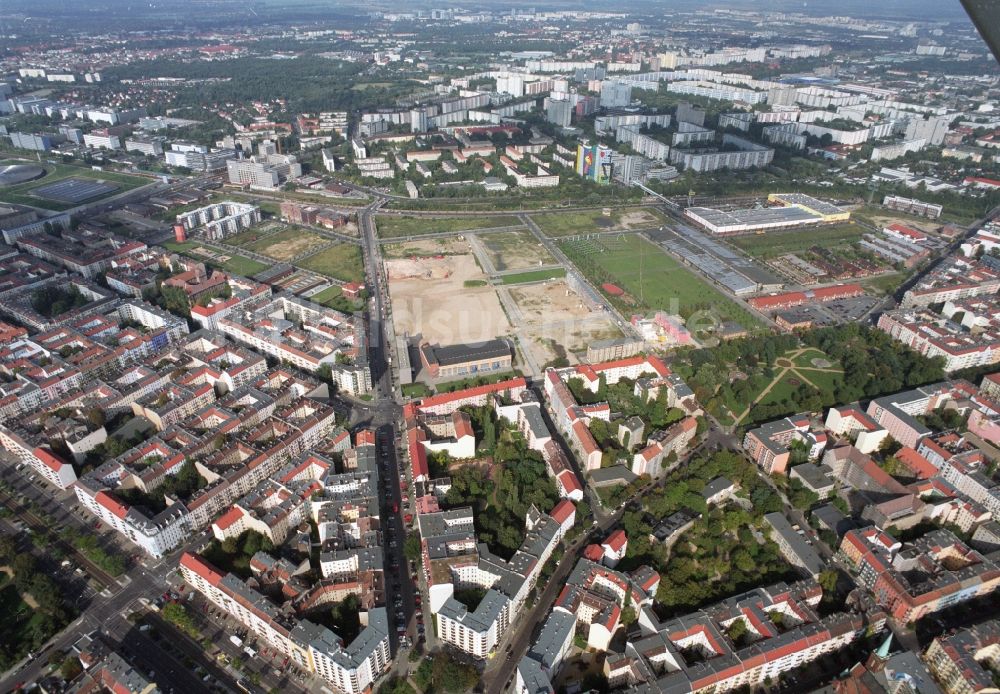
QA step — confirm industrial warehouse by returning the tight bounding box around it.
[684,193,851,234]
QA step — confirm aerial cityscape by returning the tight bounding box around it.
[1,1,1000,693]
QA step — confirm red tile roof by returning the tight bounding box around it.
[33,447,68,472]
[214,506,245,531]
[550,498,576,525]
[180,552,224,586]
[558,469,583,494]
[94,490,129,520]
[603,529,628,553]
[895,447,937,480]
[416,377,527,409]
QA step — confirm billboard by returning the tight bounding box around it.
[575,143,614,184]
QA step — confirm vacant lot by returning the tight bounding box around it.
[299,244,365,283]
[728,223,866,259]
[530,206,666,237]
[375,214,517,238]
[242,227,328,261]
[225,221,284,247]
[0,159,150,211]
[382,236,472,259]
[508,280,622,367]
[479,230,555,271]
[386,246,511,345]
[161,241,267,277]
[561,235,761,329]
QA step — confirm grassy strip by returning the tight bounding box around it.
[499,267,566,285]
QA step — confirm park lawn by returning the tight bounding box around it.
[225,227,279,248]
[798,368,843,394]
[161,240,202,254]
[500,268,567,285]
[561,235,762,328]
[729,223,866,259]
[0,159,152,211]
[529,206,667,237]
[791,347,838,369]
[243,227,327,259]
[375,215,516,238]
[757,374,805,407]
[435,370,521,393]
[298,244,365,283]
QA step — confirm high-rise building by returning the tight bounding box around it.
[410,108,428,133]
[226,159,281,189]
[545,99,572,128]
[600,81,632,109]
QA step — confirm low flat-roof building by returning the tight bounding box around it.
[419,339,513,380]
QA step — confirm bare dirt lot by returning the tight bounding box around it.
[382,236,471,259]
[509,281,596,323]
[386,251,511,345]
[508,280,622,365]
[479,230,556,271]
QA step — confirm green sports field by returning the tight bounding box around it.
[560,234,761,328]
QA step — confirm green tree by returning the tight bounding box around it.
[60,656,83,681]
[403,533,421,562]
[431,651,479,693]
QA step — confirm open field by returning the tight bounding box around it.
[728,223,866,259]
[375,214,517,238]
[529,206,667,237]
[479,229,555,271]
[386,243,511,345]
[161,240,267,277]
[0,159,151,211]
[299,244,365,283]
[382,236,472,259]
[852,203,974,228]
[501,268,566,285]
[561,235,761,330]
[240,227,328,261]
